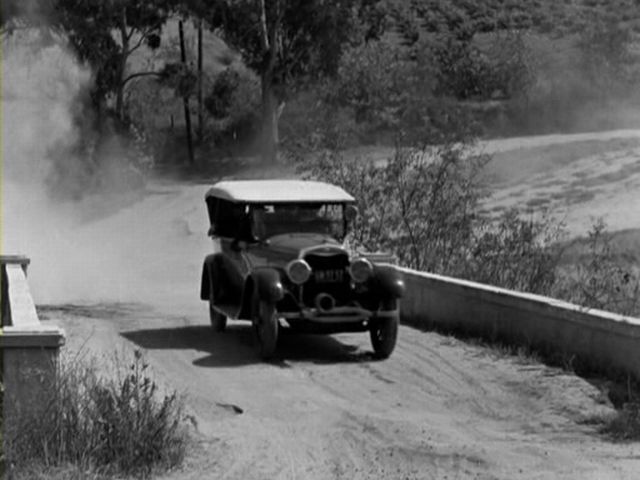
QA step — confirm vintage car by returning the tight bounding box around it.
[199,179,405,360]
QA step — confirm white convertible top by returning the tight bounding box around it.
[205,180,355,203]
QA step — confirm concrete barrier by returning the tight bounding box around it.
[399,267,640,381]
[1,256,65,423]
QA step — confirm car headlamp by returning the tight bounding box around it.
[349,257,373,283]
[286,259,312,285]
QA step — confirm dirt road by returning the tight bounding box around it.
[34,148,640,478]
[46,300,639,480]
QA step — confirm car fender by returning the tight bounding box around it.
[251,268,285,303]
[201,253,244,301]
[373,264,405,299]
[200,254,218,300]
[237,268,285,320]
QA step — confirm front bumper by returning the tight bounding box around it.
[280,305,399,324]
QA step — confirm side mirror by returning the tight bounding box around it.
[345,204,359,223]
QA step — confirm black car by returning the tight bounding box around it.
[200,180,405,359]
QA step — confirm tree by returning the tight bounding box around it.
[189,0,385,163]
[53,0,175,120]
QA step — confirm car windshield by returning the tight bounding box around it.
[252,203,345,239]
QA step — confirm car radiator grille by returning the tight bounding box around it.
[302,253,351,307]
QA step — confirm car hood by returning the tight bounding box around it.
[264,233,348,262]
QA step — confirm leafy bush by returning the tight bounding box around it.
[323,40,418,132]
[302,136,640,313]
[463,209,564,294]
[429,32,533,102]
[5,350,186,479]
[554,220,640,316]
[601,401,640,440]
[303,142,563,294]
[577,10,639,95]
[303,145,479,270]
[312,38,481,148]
[205,63,261,148]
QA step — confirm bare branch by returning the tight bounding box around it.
[258,0,269,51]
[122,71,162,87]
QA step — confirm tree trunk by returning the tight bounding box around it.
[116,10,129,121]
[179,20,195,165]
[257,0,282,165]
[261,73,279,164]
[197,19,204,143]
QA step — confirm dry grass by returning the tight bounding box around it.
[4,350,187,479]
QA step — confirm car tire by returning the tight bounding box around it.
[209,302,227,332]
[370,301,399,359]
[252,294,279,360]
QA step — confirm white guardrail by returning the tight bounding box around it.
[399,267,640,381]
[1,255,65,421]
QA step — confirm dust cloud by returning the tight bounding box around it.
[1,32,148,305]
[2,31,211,310]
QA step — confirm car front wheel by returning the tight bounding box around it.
[252,294,279,360]
[370,302,399,359]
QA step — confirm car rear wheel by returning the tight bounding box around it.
[252,294,279,360]
[209,302,227,332]
[370,301,399,359]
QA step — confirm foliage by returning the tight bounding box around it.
[303,143,563,295]
[187,0,386,162]
[389,0,549,41]
[431,31,534,101]
[206,64,260,119]
[205,64,262,146]
[158,62,198,98]
[323,40,420,131]
[388,0,538,102]
[554,220,640,316]
[52,0,175,113]
[5,351,187,479]
[199,0,382,89]
[601,401,640,441]
[463,209,564,294]
[577,9,640,95]
[296,37,481,150]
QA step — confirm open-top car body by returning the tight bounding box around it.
[200,179,405,359]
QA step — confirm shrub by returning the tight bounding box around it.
[303,144,479,270]
[303,142,564,294]
[322,40,417,132]
[553,220,640,316]
[602,402,640,440]
[577,10,638,95]
[429,31,533,102]
[205,63,261,148]
[463,209,565,294]
[312,38,480,148]
[5,350,186,479]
